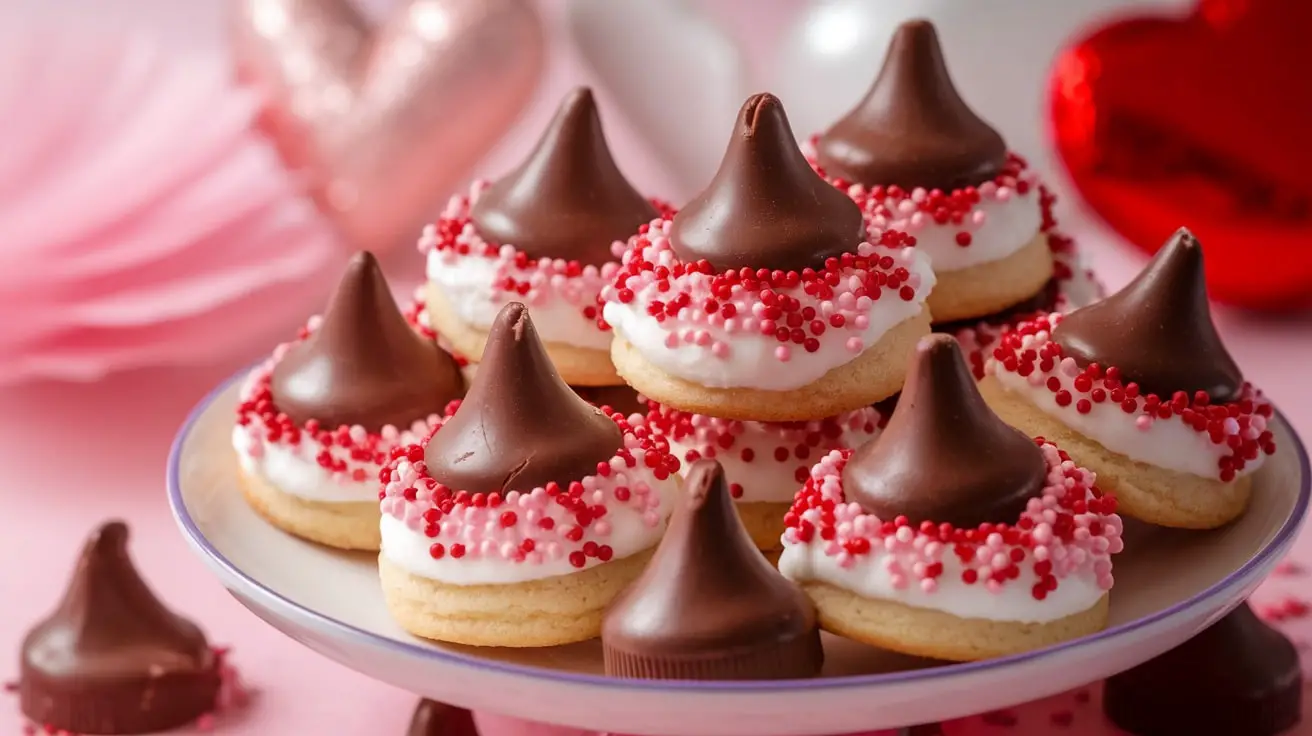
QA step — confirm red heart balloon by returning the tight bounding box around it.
[1050,0,1312,311]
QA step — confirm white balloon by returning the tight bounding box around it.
[771,0,1194,181]
[565,0,752,198]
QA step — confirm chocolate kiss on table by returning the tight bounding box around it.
[602,460,823,680]
[1103,602,1301,735]
[668,92,866,272]
[815,19,1007,191]
[425,302,622,494]
[407,699,479,736]
[270,251,465,432]
[20,521,220,734]
[469,87,657,266]
[843,334,1046,528]
[1052,228,1244,403]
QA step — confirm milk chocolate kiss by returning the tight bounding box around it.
[20,521,221,734]
[816,19,1007,191]
[407,699,478,736]
[602,460,823,680]
[270,252,464,432]
[1104,602,1301,735]
[843,334,1046,527]
[424,302,622,493]
[1053,228,1243,402]
[669,93,865,272]
[469,87,656,266]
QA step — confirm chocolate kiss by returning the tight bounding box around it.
[601,460,822,678]
[270,251,465,432]
[1104,603,1301,736]
[470,87,657,266]
[816,19,1007,191]
[26,521,212,661]
[669,93,865,272]
[1053,228,1243,403]
[425,302,622,493]
[843,334,1046,527]
[407,699,478,736]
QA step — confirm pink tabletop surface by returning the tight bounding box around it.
[2,225,1311,736]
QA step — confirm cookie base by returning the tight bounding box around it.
[238,467,381,551]
[927,233,1055,323]
[378,549,653,647]
[425,281,620,386]
[611,310,930,421]
[979,375,1253,529]
[803,581,1109,662]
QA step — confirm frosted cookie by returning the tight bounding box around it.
[422,87,663,386]
[234,252,465,550]
[811,20,1053,323]
[602,460,823,680]
[779,335,1122,662]
[602,93,934,421]
[379,303,680,647]
[646,403,889,552]
[981,229,1277,529]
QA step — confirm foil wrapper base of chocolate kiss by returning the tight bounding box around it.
[843,334,1046,528]
[815,18,1008,192]
[470,87,657,267]
[669,93,865,273]
[1103,602,1302,736]
[19,521,221,735]
[602,460,823,680]
[1053,227,1244,403]
[270,251,465,432]
[425,302,622,494]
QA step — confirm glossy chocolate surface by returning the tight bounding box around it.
[843,334,1046,527]
[816,19,1007,191]
[470,87,656,266]
[424,302,622,493]
[602,460,823,680]
[669,93,865,272]
[270,251,465,432]
[1053,228,1243,402]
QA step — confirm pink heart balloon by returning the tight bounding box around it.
[231,0,545,253]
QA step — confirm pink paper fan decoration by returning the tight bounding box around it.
[0,23,342,384]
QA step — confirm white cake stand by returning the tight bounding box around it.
[168,370,1310,736]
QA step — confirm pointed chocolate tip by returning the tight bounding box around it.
[269,251,464,432]
[816,18,1006,190]
[87,520,130,556]
[601,459,823,680]
[1105,602,1301,735]
[843,335,1046,528]
[424,303,622,494]
[669,92,865,273]
[469,87,655,265]
[1053,227,1243,402]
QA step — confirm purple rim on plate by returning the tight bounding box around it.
[166,367,1312,693]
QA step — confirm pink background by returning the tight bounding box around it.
[2,1,1312,734]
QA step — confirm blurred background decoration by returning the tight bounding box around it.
[0,17,339,385]
[2,0,1308,386]
[231,0,545,257]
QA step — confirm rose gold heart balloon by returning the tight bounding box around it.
[232,0,545,253]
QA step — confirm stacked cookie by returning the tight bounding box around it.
[603,92,931,558]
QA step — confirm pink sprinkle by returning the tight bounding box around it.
[711,341,730,359]
[196,714,216,732]
[1135,415,1153,431]
[775,345,791,362]
[845,337,864,353]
